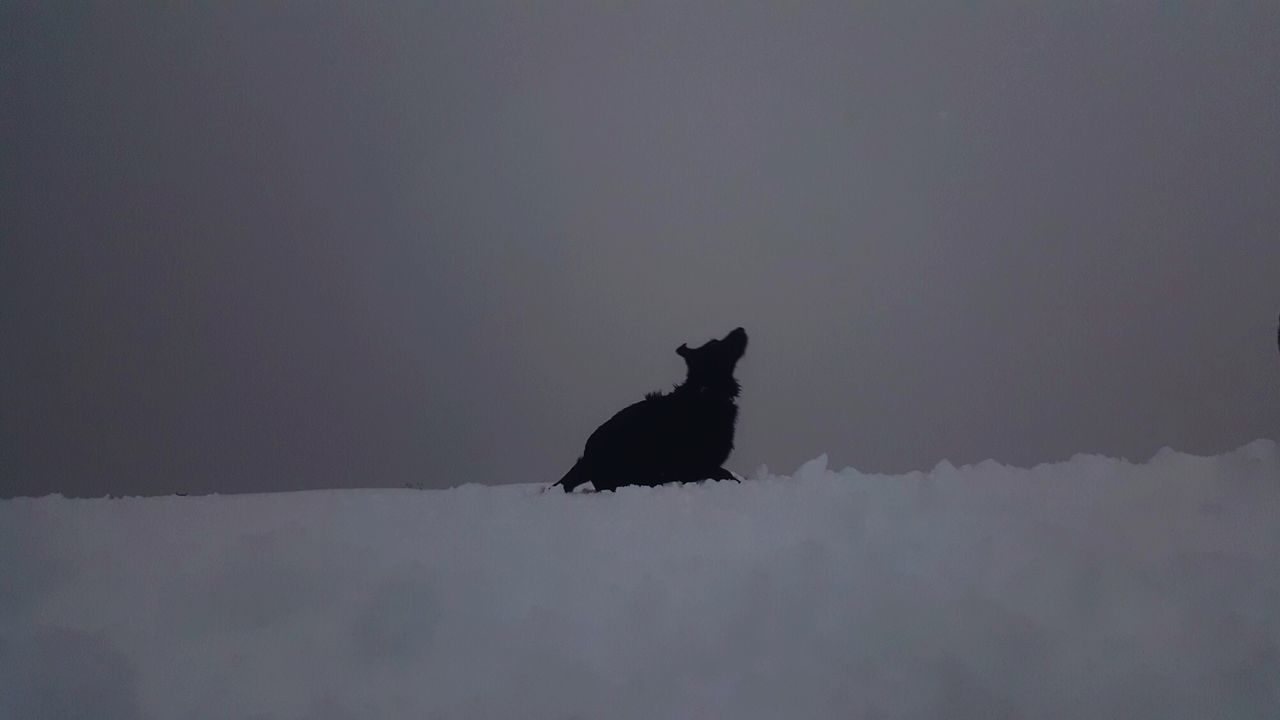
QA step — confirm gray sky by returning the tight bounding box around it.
[3,2,1278,497]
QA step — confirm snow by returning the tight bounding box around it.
[3,441,1279,719]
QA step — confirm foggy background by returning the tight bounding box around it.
[3,2,1278,497]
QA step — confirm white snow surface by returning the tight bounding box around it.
[3,441,1279,719]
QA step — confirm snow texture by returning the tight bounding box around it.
[3,441,1279,719]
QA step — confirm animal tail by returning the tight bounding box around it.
[547,458,588,494]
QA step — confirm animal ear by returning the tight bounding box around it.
[676,343,689,357]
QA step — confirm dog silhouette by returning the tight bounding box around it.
[554,327,748,492]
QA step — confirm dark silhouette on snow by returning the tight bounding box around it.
[553,327,748,493]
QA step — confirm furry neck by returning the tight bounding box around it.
[674,375,741,399]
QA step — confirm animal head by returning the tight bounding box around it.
[676,327,748,393]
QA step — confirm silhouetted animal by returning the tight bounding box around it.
[554,327,748,493]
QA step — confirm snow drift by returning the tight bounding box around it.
[3,441,1278,719]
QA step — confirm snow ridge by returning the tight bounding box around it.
[2,440,1278,719]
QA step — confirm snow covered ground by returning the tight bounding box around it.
[3,441,1278,719]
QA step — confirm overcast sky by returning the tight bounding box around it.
[3,2,1278,497]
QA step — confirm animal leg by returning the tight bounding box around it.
[709,467,741,483]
